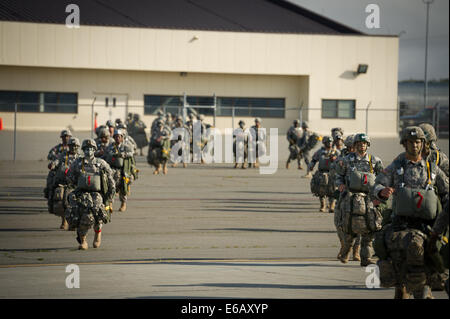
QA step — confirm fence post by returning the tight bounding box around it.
[436,103,440,138]
[232,105,235,131]
[91,97,96,139]
[213,93,217,128]
[13,102,17,161]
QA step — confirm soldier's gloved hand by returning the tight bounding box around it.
[379,187,394,199]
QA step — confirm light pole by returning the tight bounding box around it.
[423,0,434,108]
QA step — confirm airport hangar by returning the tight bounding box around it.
[0,0,399,137]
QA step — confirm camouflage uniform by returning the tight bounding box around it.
[45,129,73,200]
[233,121,250,168]
[94,128,113,158]
[372,126,449,298]
[104,130,135,207]
[248,118,266,168]
[130,114,149,155]
[65,139,115,250]
[309,137,340,213]
[170,117,190,167]
[286,120,303,169]
[419,123,449,177]
[331,136,362,260]
[47,138,82,229]
[148,120,172,174]
[299,122,318,176]
[335,134,384,266]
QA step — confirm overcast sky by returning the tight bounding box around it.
[288,0,449,81]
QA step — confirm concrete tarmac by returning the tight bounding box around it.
[0,131,448,299]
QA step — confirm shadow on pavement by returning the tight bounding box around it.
[194,228,335,234]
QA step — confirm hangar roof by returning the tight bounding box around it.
[0,0,364,35]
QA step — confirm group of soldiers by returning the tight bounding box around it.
[297,120,449,299]
[45,121,139,250]
[43,113,448,298]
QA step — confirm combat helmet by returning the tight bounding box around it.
[82,139,97,150]
[113,128,124,137]
[354,133,371,147]
[60,129,72,137]
[68,137,81,147]
[293,119,300,126]
[322,136,332,145]
[331,127,344,140]
[344,134,355,148]
[239,120,245,126]
[400,126,426,145]
[301,121,309,129]
[99,127,110,138]
[254,117,262,124]
[106,120,114,128]
[198,114,205,121]
[418,123,437,144]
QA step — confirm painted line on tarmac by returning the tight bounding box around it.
[0,257,334,269]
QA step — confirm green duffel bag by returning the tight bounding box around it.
[348,170,375,193]
[106,153,124,169]
[77,173,102,192]
[394,187,439,220]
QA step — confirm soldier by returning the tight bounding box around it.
[94,127,113,158]
[419,123,449,176]
[171,116,189,168]
[147,119,171,174]
[233,120,249,169]
[332,134,362,261]
[335,133,384,266]
[196,114,208,164]
[95,124,107,141]
[104,129,135,212]
[44,129,73,199]
[47,129,72,161]
[186,113,195,163]
[308,136,340,212]
[300,122,320,178]
[130,114,149,156]
[286,119,303,169]
[165,113,174,129]
[429,200,449,296]
[151,110,165,136]
[372,126,448,298]
[331,127,344,149]
[46,137,82,230]
[125,113,134,128]
[249,118,266,168]
[65,139,115,250]
[117,123,138,155]
[106,120,115,138]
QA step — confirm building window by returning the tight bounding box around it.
[217,97,285,118]
[144,94,285,118]
[0,91,78,113]
[322,99,355,119]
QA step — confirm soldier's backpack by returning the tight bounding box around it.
[318,150,337,171]
[306,133,321,150]
[77,161,102,192]
[392,157,440,220]
[52,186,66,217]
[347,154,376,193]
[106,153,124,169]
[310,171,329,196]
